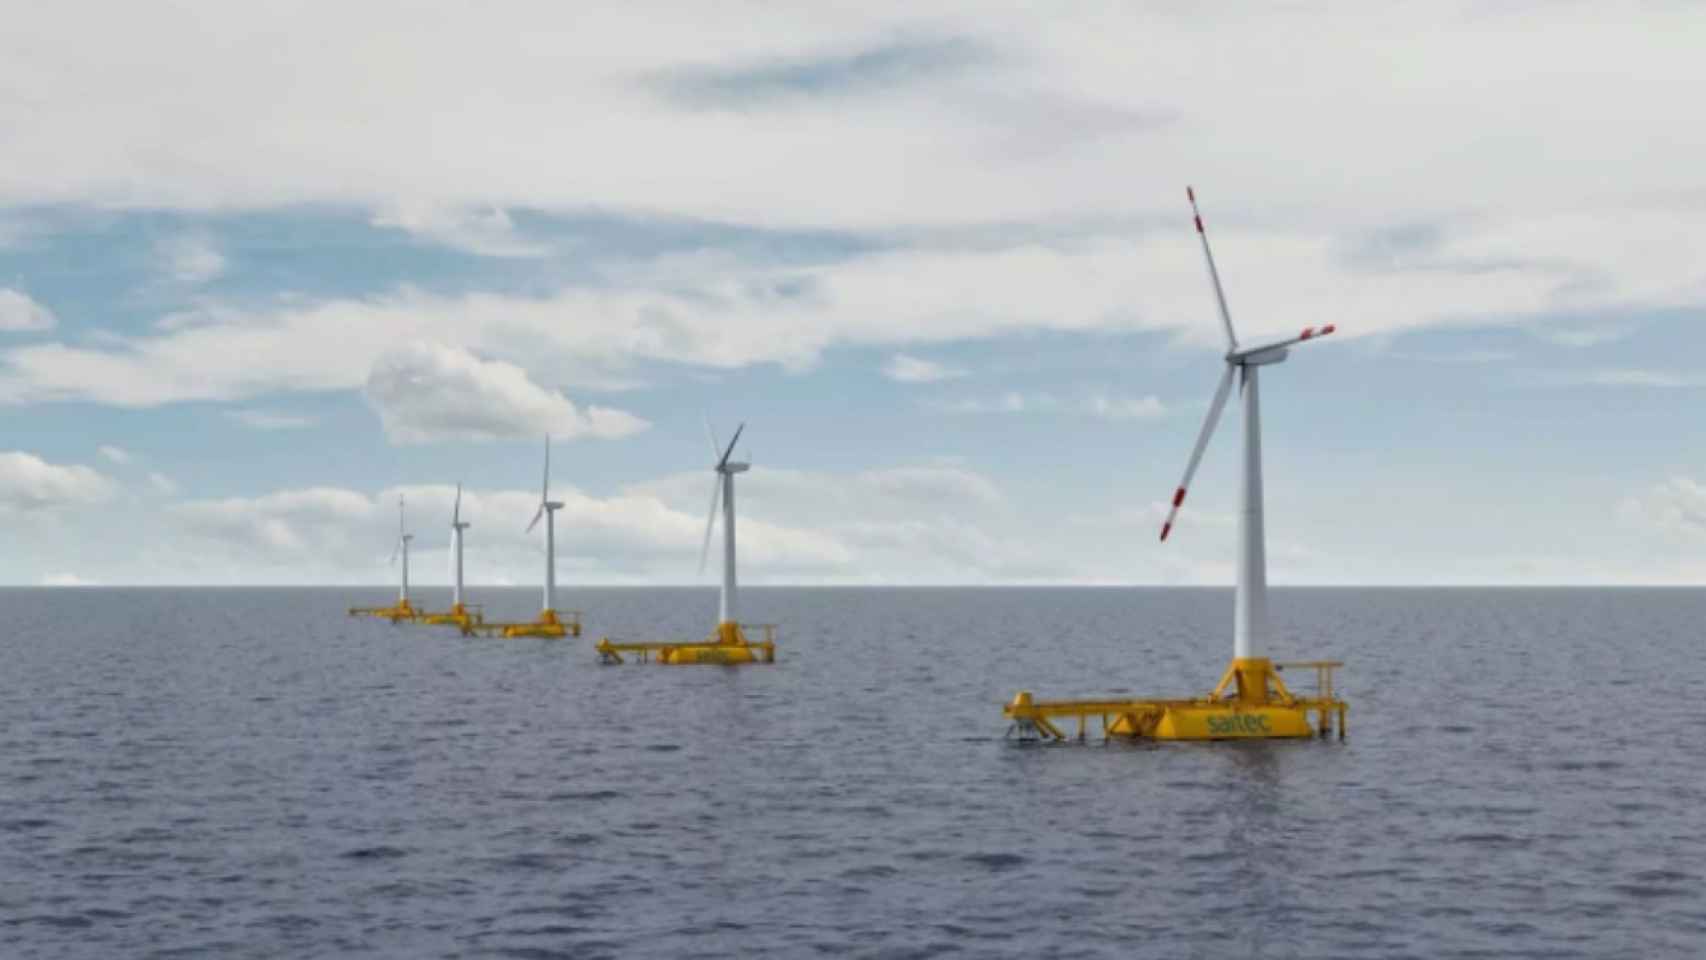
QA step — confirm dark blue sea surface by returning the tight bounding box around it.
[3,587,1704,958]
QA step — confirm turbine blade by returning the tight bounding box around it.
[1160,363,1236,542]
[698,476,721,575]
[1187,186,1239,351]
[526,504,544,534]
[542,435,552,501]
[453,482,462,525]
[703,415,722,462]
[1228,324,1339,362]
[718,422,746,468]
[388,538,400,565]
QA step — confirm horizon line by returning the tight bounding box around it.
[9,583,1703,590]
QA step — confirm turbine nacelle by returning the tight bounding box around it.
[1230,347,1288,366]
[1225,324,1336,366]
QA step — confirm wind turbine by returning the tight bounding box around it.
[449,483,470,614]
[1001,187,1347,739]
[388,494,414,610]
[525,436,565,619]
[1158,186,1337,695]
[592,419,773,663]
[699,420,749,645]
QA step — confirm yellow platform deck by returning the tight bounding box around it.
[416,603,483,628]
[461,609,583,639]
[596,623,776,665]
[348,600,424,623]
[1005,659,1346,742]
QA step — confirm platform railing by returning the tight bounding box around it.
[1273,660,1343,703]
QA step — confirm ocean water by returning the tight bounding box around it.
[2,586,1704,958]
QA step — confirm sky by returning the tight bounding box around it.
[2,1,1704,588]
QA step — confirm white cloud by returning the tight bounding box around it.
[97,444,131,464]
[1619,477,1706,540]
[1,3,1700,234]
[938,389,1165,420]
[0,289,55,332]
[158,233,226,285]
[145,459,1075,585]
[363,342,650,445]
[371,204,547,258]
[2,197,1678,410]
[0,5,1693,407]
[626,462,1073,582]
[172,486,376,558]
[148,471,178,495]
[169,480,852,579]
[225,408,316,430]
[883,353,966,383]
[0,451,116,510]
[40,572,98,586]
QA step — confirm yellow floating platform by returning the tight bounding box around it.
[462,609,583,639]
[596,622,776,665]
[417,603,482,629]
[348,600,424,623]
[1005,658,1346,742]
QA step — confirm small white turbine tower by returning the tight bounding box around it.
[388,494,414,612]
[698,421,749,645]
[449,483,470,614]
[525,436,565,623]
[1159,186,1338,700]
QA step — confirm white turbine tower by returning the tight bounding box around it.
[698,421,749,644]
[525,436,564,618]
[1159,187,1337,682]
[449,483,470,612]
[388,494,414,608]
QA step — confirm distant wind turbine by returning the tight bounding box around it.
[699,419,749,643]
[388,494,413,606]
[449,483,470,612]
[525,436,565,618]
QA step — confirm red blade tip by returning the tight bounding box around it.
[1323,324,1336,335]
[1159,522,1172,542]
[1172,487,1186,507]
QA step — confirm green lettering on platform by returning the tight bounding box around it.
[1207,714,1273,735]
